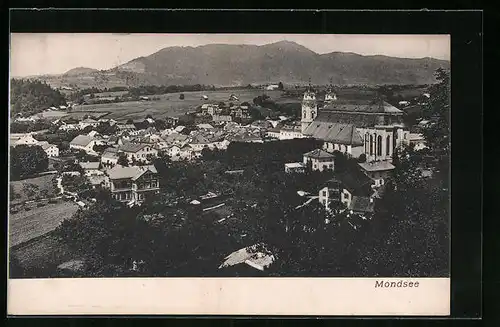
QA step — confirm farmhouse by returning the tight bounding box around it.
[79,118,99,130]
[104,165,160,204]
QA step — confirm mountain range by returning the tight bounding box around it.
[29,41,451,87]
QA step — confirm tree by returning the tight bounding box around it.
[126,119,134,124]
[117,153,129,167]
[421,68,450,181]
[10,145,49,180]
[278,82,284,90]
[179,93,185,100]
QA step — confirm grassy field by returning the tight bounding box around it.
[71,89,284,121]
[65,111,109,120]
[37,110,69,119]
[10,232,77,271]
[10,175,58,205]
[9,201,79,247]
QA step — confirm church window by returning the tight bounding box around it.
[369,135,373,155]
[386,135,391,155]
[377,135,382,156]
[365,133,369,153]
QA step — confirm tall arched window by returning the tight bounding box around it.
[369,135,373,155]
[386,135,391,156]
[377,135,382,156]
[365,133,369,153]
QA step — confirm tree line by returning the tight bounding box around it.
[10,79,67,116]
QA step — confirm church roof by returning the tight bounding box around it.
[302,122,364,146]
[322,99,403,114]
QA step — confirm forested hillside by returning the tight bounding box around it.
[10,79,67,116]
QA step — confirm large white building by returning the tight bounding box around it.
[300,86,410,163]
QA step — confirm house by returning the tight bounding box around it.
[284,162,306,173]
[197,123,214,130]
[398,100,410,107]
[116,124,137,132]
[10,134,39,147]
[101,147,119,167]
[318,178,342,211]
[79,161,102,176]
[118,143,158,163]
[87,130,101,138]
[212,115,233,123]
[58,123,80,131]
[358,161,395,187]
[69,135,102,155]
[348,195,375,217]
[266,84,279,91]
[104,165,160,203]
[38,141,59,157]
[179,145,195,160]
[318,170,375,214]
[219,243,275,272]
[267,127,281,139]
[408,133,427,151]
[163,132,189,147]
[168,145,181,159]
[229,94,239,101]
[279,124,304,140]
[201,104,221,116]
[174,125,186,133]
[232,106,250,119]
[78,118,99,130]
[303,149,335,172]
[201,95,209,100]
[88,175,106,189]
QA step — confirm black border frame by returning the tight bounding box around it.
[6,9,483,321]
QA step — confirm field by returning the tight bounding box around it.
[37,110,69,119]
[10,232,76,270]
[65,111,109,120]
[10,175,58,205]
[71,89,284,121]
[9,201,79,247]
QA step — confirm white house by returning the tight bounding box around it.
[303,149,335,172]
[59,123,80,131]
[79,161,102,177]
[101,148,119,167]
[10,134,39,146]
[357,161,395,187]
[69,135,103,155]
[266,84,280,91]
[118,143,158,164]
[79,118,99,130]
[38,141,59,157]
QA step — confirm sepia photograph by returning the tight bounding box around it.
[8,30,453,315]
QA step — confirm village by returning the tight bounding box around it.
[8,78,444,278]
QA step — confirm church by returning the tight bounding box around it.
[300,85,410,163]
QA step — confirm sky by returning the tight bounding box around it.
[10,34,450,77]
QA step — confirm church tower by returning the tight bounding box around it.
[324,81,337,103]
[301,83,317,134]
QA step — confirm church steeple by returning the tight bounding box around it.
[301,78,317,134]
[325,78,337,103]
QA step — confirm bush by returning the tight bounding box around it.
[179,94,185,100]
[357,154,367,163]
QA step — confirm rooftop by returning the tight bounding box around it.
[79,161,100,170]
[358,161,396,172]
[303,149,335,159]
[107,164,158,180]
[219,243,275,271]
[118,143,149,153]
[70,134,94,147]
[349,196,375,213]
[303,122,364,146]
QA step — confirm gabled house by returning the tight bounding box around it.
[78,118,99,130]
[100,147,119,167]
[69,135,103,155]
[37,141,59,157]
[79,161,102,176]
[104,165,160,204]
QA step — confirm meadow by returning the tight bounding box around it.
[9,201,79,247]
[71,89,284,121]
[10,174,58,205]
